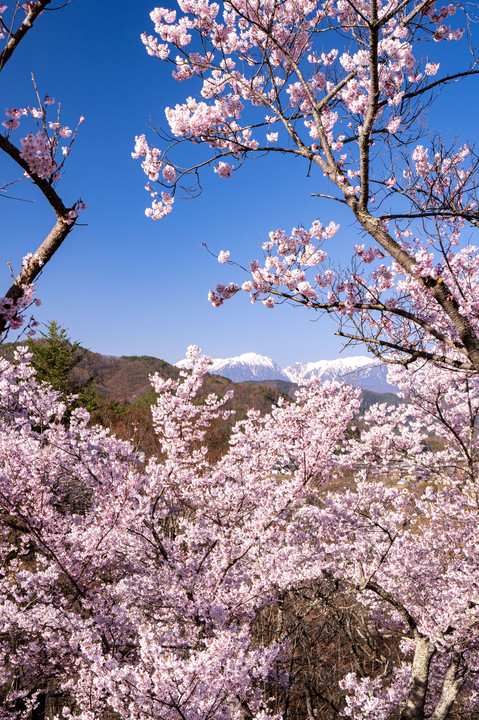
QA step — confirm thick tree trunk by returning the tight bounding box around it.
[430,652,467,720]
[0,135,78,337]
[400,636,434,720]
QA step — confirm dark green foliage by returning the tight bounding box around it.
[0,341,16,355]
[259,388,277,404]
[121,355,169,368]
[358,389,402,413]
[133,388,159,409]
[30,321,99,413]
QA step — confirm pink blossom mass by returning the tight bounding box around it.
[2,0,479,718]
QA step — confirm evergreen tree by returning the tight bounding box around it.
[31,321,98,412]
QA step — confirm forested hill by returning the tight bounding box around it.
[72,350,288,411]
[73,351,181,403]
[2,343,399,411]
[72,350,399,408]
[71,350,290,461]
[69,350,403,459]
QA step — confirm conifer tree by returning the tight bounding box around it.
[30,321,98,412]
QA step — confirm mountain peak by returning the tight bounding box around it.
[227,351,273,363]
[284,355,372,381]
[174,351,396,393]
[176,351,290,382]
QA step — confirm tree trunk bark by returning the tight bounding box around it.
[431,652,467,720]
[400,636,434,720]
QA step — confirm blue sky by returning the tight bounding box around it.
[1,0,478,367]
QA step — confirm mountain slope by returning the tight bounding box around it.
[241,379,401,410]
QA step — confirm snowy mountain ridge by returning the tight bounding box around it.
[176,352,291,382]
[175,352,397,393]
[285,356,372,382]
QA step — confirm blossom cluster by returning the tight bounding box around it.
[209,220,338,308]
[0,345,361,718]
[3,100,84,182]
[0,273,40,341]
[135,0,466,212]
[3,344,479,716]
[132,134,175,218]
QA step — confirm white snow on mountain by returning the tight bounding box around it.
[339,362,397,394]
[284,356,371,383]
[176,352,291,382]
[175,351,397,393]
[285,357,397,393]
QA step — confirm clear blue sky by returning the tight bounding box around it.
[1,0,478,367]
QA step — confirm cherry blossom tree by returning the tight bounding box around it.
[0,345,361,719]
[3,2,479,718]
[130,3,479,713]
[135,0,479,372]
[320,362,479,719]
[3,342,479,719]
[0,1,85,340]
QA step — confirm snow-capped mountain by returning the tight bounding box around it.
[285,357,396,393]
[175,352,397,393]
[176,352,291,382]
[339,362,397,394]
[284,356,371,383]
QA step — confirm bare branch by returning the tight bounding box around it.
[0,0,51,73]
[335,330,474,370]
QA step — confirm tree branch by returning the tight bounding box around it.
[0,132,68,215]
[0,0,51,73]
[335,330,473,370]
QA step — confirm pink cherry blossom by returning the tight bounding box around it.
[218,249,230,263]
[214,160,234,178]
